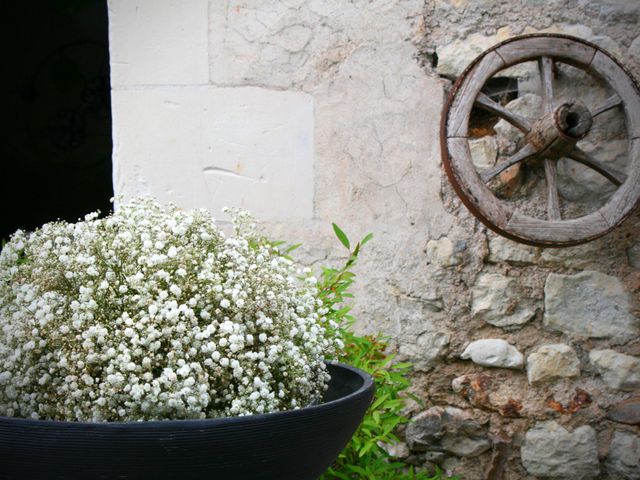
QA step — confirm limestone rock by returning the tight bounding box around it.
[544,271,639,341]
[606,431,640,480]
[461,339,524,369]
[608,399,640,426]
[405,406,490,458]
[426,237,460,267]
[527,344,580,385]
[628,242,640,270]
[488,235,538,264]
[380,440,410,460]
[589,350,640,392]
[399,331,450,372]
[472,274,536,328]
[469,136,497,171]
[451,373,524,416]
[436,27,529,79]
[435,32,499,79]
[539,242,603,269]
[521,421,599,479]
[494,162,523,198]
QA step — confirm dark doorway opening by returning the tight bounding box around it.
[2,0,113,241]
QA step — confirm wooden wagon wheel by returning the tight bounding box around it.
[441,33,640,247]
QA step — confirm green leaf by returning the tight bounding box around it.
[332,223,350,250]
[361,232,374,246]
[392,362,412,369]
[370,393,390,411]
[358,441,375,457]
[323,468,351,480]
[283,243,302,254]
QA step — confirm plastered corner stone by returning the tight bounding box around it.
[108,0,209,86]
[112,86,314,221]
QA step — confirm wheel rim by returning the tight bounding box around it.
[441,33,640,247]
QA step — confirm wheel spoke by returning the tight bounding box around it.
[538,56,555,114]
[592,93,622,117]
[480,143,538,182]
[544,159,561,220]
[566,147,627,186]
[475,93,531,133]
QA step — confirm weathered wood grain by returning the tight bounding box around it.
[475,93,531,133]
[496,36,595,68]
[448,51,505,138]
[481,143,537,182]
[590,51,640,139]
[566,147,627,186]
[539,56,555,114]
[544,159,561,220]
[507,210,610,243]
[592,93,622,117]
[447,137,512,227]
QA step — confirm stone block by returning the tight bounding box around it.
[398,331,450,372]
[589,349,640,392]
[527,344,580,385]
[488,235,538,264]
[461,339,524,369]
[608,399,640,426]
[426,237,460,267]
[521,421,599,479]
[544,271,639,341]
[406,406,490,458]
[628,242,640,269]
[472,274,535,328]
[539,242,603,269]
[469,136,497,171]
[606,431,640,480]
[435,28,516,79]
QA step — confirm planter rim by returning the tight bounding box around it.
[0,360,373,429]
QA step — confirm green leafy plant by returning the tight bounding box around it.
[317,225,456,480]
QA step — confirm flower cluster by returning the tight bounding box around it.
[0,198,336,422]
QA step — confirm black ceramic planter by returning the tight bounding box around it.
[0,361,374,480]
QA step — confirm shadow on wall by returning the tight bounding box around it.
[1,0,113,241]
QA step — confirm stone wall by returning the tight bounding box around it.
[108,1,640,478]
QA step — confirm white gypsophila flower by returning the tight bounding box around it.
[0,197,336,422]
